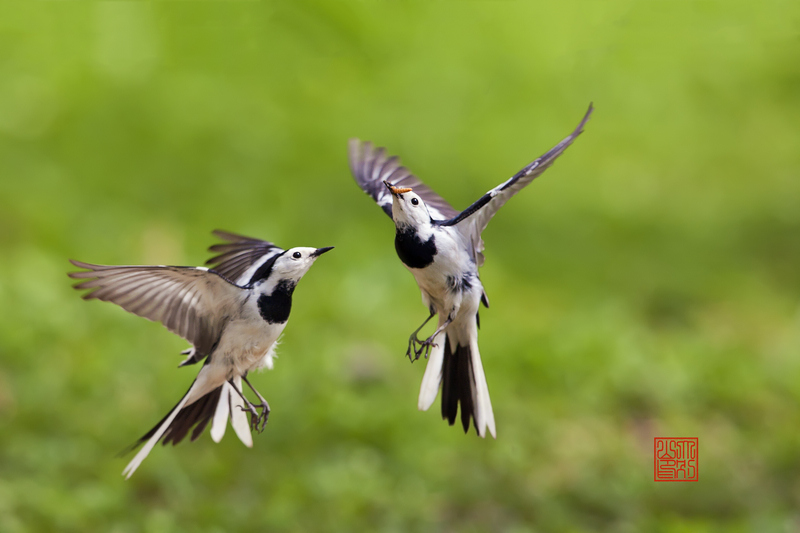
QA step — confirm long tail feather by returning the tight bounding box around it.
[438,330,496,438]
[122,377,222,478]
[210,377,253,447]
[469,337,496,438]
[441,342,474,432]
[418,330,447,411]
[210,383,230,443]
[122,392,193,479]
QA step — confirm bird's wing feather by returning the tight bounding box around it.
[348,139,459,221]
[69,261,243,355]
[440,104,593,265]
[205,230,286,286]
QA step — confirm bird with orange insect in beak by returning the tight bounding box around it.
[348,105,593,438]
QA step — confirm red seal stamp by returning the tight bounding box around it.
[654,437,698,482]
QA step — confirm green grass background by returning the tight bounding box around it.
[1,2,799,531]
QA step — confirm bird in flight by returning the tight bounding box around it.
[69,230,333,478]
[348,104,593,438]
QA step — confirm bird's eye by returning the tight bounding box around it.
[292,252,302,259]
[411,197,419,206]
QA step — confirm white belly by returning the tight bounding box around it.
[212,318,285,378]
[408,245,482,323]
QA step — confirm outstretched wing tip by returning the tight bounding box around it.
[348,137,372,153]
[68,259,94,270]
[575,103,594,135]
[68,260,105,281]
[444,102,594,232]
[210,229,251,242]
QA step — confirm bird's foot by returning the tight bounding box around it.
[238,403,260,431]
[254,402,270,432]
[406,334,437,362]
[238,402,270,433]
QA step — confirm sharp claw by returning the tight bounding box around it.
[407,333,438,362]
[238,404,258,431]
[258,407,270,432]
[238,403,270,433]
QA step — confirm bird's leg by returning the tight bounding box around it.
[412,316,453,361]
[406,311,436,362]
[228,378,261,432]
[242,374,270,432]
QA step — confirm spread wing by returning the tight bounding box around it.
[442,104,593,234]
[348,139,459,221]
[441,104,593,266]
[69,261,243,356]
[205,230,286,286]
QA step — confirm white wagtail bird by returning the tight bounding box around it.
[69,230,333,478]
[348,104,593,438]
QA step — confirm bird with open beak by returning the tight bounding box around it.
[348,104,593,438]
[69,230,333,477]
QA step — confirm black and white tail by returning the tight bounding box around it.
[122,376,252,479]
[418,329,496,438]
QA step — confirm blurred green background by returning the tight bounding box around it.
[1,2,799,532]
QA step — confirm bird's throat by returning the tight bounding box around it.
[394,226,436,269]
[257,280,295,324]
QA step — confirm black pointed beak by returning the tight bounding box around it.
[383,180,396,195]
[311,246,334,257]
